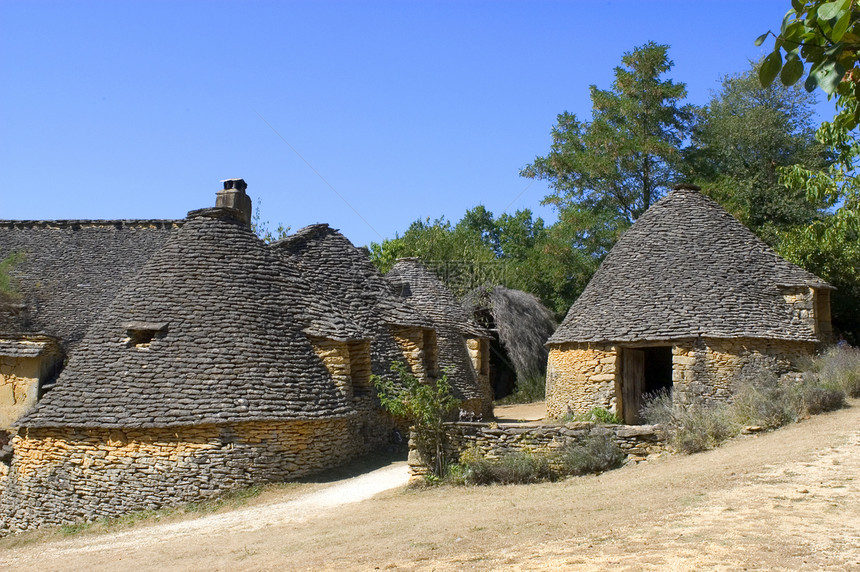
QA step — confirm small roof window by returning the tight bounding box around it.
[122,321,168,349]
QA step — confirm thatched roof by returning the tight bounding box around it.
[549,186,831,345]
[272,224,432,380]
[18,208,357,429]
[462,285,557,380]
[387,258,491,406]
[0,219,179,350]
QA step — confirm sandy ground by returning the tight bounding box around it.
[2,400,860,571]
[493,401,547,423]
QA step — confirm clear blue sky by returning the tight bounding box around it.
[0,0,830,248]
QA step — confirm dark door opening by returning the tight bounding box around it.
[620,346,673,424]
[488,336,516,400]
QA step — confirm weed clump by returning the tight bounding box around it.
[812,345,860,398]
[641,392,737,454]
[642,358,847,454]
[448,434,623,485]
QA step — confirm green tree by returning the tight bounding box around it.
[522,42,692,243]
[686,62,832,244]
[368,214,497,278]
[372,362,461,478]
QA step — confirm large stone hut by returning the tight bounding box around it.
[386,258,494,418]
[0,182,376,532]
[462,285,557,400]
[545,185,833,423]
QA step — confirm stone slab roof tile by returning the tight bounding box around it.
[549,188,829,345]
[272,225,433,381]
[386,258,491,401]
[0,219,180,350]
[17,208,354,429]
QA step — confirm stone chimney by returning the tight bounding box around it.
[217,178,252,228]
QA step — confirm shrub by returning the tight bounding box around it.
[731,369,801,429]
[372,362,461,478]
[559,408,621,425]
[641,392,738,454]
[460,451,553,485]
[556,434,624,475]
[449,434,623,485]
[814,345,860,398]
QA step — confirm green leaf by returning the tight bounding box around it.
[817,1,843,21]
[790,0,803,11]
[805,72,819,92]
[760,50,783,87]
[832,10,851,40]
[781,56,805,85]
[754,32,769,46]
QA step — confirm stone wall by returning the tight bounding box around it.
[466,337,493,411]
[545,342,617,418]
[408,421,668,480]
[0,341,63,431]
[546,337,817,419]
[0,417,360,533]
[671,337,816,405]
[390,326,437,380]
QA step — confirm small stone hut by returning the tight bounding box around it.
[0,218,179,430]
[462,285,557,400]
[546,185,833,423]
[1,183,372,532]
[386,258,494,418]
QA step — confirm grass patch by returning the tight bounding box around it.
[446,433,624,485]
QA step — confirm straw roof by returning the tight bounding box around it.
[462,285,557,380]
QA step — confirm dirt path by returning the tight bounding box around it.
[2,402,860,571]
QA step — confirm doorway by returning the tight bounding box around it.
[620,346,673,424]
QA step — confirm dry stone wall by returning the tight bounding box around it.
[545,343,617,418]
[0,417,360,533]
[408,422,668,479]
[671,337,816,405]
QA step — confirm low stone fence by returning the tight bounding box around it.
[408,421,669,479]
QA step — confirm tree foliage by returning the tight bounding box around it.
[522,42,693,242]
[686,62,832,243]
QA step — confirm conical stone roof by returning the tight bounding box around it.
[272,224,432,379]
[549,187,831,345]
[18,208,357,429]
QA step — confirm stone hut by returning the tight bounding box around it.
[386,258,494,418]
[462,285,557,400]
[0,182,373,532]
[0,217,179,430]
[271,224,438,437]
[545,185,833,423]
